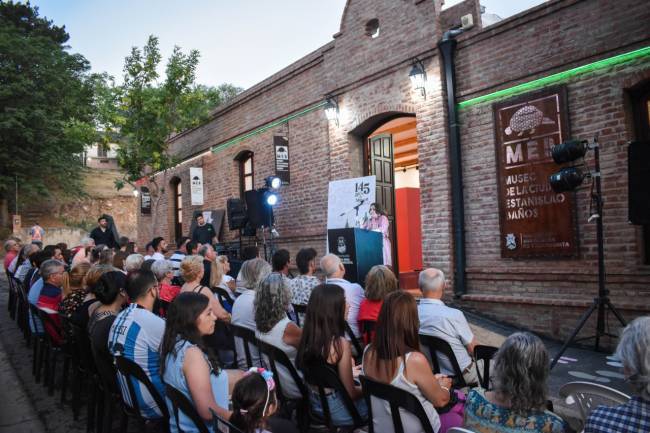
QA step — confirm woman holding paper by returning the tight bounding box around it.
[362,202,392,267]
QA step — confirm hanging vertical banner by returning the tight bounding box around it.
[274,135,290,184]
[140,186,151,215]
[493,86,577,258]
[190,167,204,205]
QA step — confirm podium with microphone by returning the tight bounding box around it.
[327,228,382,286]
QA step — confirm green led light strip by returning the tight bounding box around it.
[211,101,327,154]
[458,46,650,110]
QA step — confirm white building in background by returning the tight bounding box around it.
[84,142,119,170]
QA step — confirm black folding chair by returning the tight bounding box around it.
[114,356,169,432]
[6,270,17,320]
[36,307,63,395]
[213,286,236,311]
[473,345,498,389]
[359,320,376,345]
[231,324,260,369]
[209,408,244,433]
[291,303,307,327]
[27,303,45,381]
[302,361,366,432]
[165,383,210,433]
[360,375,436,433]
[418,334,473,388]
[257,340,310,429]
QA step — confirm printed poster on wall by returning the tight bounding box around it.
[274,135,290,184]
[140,186,151,215]
[327,176,376,229]
[493,86,577,258]
[190,167,204,206]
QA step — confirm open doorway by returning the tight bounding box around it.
[366,116,423,290]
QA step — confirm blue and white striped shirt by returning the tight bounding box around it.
[108,303,166,419]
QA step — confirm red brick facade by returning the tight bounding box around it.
[138,0,650,343]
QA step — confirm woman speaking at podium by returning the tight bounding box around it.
[362,202,392,267]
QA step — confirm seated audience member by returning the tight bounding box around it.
[14,243,40,282]
[37,259,67,345]
[363,291,459,433]
[584,316,650,433]
[358,265,398,344]
[108,270,167,420]
[124,253,144,274]
[236,245,260,290]
[180,255,230,323]
[71,237,95,266]
[3,237,21,272]
[152,259,181,303]
[255,273,303,399]
[169,236,189,282]
[71,264,112,330]
[288,248,320,306]
[297,284,368,425]
[150,237,167,261]
[231,369,299,433]
[25,250,53,301]
[198,244,217,287]
[142,242,154,260]
[464,332,567,433]
[59,262,91,319]
[216,255,237,297]
[186,241,199,256]
[56,242,71,265]
[271,249,291,277]
[231,258,272,369]
[417,268,480,385]
[88,271,127,392]
[161,292,242,433]
[322,254,365,338]
[113,236,130,270]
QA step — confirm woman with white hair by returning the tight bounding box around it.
[151,259,180,303]
[464,332,568,433]
[123,253,144,274]
[585,316,650,433]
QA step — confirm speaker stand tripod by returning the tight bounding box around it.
[550,141,627,369]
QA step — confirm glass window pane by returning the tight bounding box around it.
[244,157,252,174]
[178,211,182,223]
[245,176,253,191]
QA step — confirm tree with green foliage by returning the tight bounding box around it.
[0,0,95,222]
[112,36,241,192]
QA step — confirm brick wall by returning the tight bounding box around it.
[137,0,650,342]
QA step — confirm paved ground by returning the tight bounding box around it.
[0,275,634,433]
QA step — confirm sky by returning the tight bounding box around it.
[26,0,546,90]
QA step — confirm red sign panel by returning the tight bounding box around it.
[493,86,578,258]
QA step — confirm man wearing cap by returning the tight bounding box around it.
[90,215,118,249]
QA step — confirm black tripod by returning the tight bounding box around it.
[550,140,627,369]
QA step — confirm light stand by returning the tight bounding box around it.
[550,137,627,369]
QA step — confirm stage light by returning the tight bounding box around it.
[324,97,339,123]
[265,176,281,190]
[133,189,140,197]
[264,191,278,206]
[552,139,588,164]
[549,167,586,192]
[409,59,427,97]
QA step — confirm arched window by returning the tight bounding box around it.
[171,177,182,242]
[236,151,254,198]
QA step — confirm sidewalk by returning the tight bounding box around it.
[0,304,46,432]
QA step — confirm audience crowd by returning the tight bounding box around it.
[3,233,649,433]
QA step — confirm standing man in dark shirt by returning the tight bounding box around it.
[191,214,217,246]
[90,215,118,249]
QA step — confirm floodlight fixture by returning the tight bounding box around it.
[549,167,586,193]
[264,190,278,206]
[551,139,588,164]
[265,176,281,190]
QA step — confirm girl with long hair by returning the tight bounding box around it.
[161,292,242,433]
[297,284,368,426]
[362,291,460,433]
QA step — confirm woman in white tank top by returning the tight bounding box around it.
[361,291,453,433]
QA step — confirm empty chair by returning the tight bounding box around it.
[560,381,630,428]
[473,345,498,390]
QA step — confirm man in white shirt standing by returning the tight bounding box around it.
[417,268,481,385]
[321,254,364,338]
